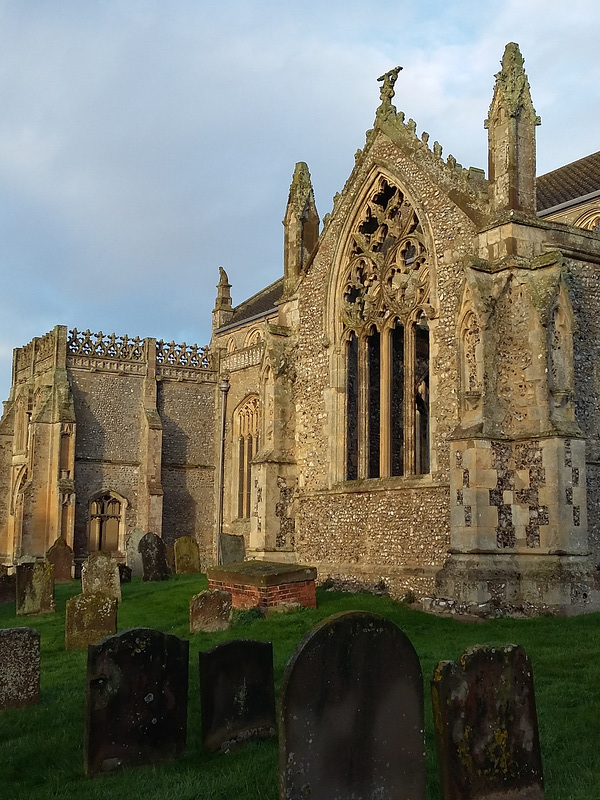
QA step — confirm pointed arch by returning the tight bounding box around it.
[234,395,260,518]
[88,490,127,553]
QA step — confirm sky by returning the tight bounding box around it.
[0,0,598,403]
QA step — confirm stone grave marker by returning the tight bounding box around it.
[431,644,545,800]
[0,627,41,709]
[138,532,170,582]
[165,543,175,574]
[0,573,16,604]
[199,639,276,751]
[16,562,55,615]
[81,552,121,602]
[220,533,245,565]
[118,563,132,583]
[174,535,201,574]
[46,537,74,582]
[65,592,118,650]
[125,528,145,577]
[280,610,425,800]
[84,627,189,775]
[190,589,232,633]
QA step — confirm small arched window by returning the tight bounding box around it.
[235,396,260,518]
[245,329,263,348]
[89,493,122,552]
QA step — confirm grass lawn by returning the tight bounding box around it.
[0,575,598,800]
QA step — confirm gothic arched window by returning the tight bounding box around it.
[235,396,260,518]
[342,177,432,480]
[89,493,122,552]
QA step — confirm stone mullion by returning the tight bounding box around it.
[358,334,370,480]
[404,321,416,475]
[379,327,392,477]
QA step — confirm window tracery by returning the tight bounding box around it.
[235,396,260,518]
[341,177,432,479]
[89,493,122,552]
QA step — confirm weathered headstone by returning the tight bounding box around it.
[0,628,41,709]
[46,537,74,582]
[65,593,118,650]
[199,639,276,751]
[190,589,232,633]
[118,563,132,584]
[125,528,145,577]
[280,611,425,800]
[431,644,545,800]
[16,562,55,615]
[138,532,170,582]
[81,552,121,602]
[84,628,189,775]
[165,543,175,574]
[220,533,246,565]
[0,573,16,604]
[174,536,201,574]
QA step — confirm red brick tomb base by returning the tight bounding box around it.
[207,561,317,611]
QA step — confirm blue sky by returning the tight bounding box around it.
[0,0,598,402]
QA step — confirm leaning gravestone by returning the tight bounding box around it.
[46,537,74,582]
[65,593,118,650]
[190,589,232,633]
[84,628,189,775]
[0,628,41,709]
[81,552,121,602]
[431,644,545,800]
[199,639,276,751]
[138,532,170,582]
[174,536,201,574]
[280,611,425,800]
[125,528,145,577]
[16,562,55,615]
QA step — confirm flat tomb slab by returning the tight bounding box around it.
[207,560,317,610]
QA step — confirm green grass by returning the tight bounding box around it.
[0,576,599,799]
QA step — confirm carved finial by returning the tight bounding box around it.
[376,66,403,118]
[218,266,229,286]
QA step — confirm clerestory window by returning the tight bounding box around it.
[342,177,432,480]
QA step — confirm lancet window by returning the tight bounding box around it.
[235,396,260,518]
[89,493,122,552]
[342,177,432,480]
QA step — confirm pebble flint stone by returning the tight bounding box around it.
[16,562,55,615]
[199,639,276,751]
[0,628,41,709]
[138,532,170,581]
[84,628,189,775]
[280,611,425,800]
[81,552,121,602]
[431,644,544,800]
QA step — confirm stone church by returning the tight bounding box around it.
[2,43,600,612]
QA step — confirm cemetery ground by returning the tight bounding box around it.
[0,576,598,800]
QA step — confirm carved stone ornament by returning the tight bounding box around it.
[341,177,432,332]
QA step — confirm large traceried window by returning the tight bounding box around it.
[235,396,260,518]
[89,493,122,552]
[342,177,432,480]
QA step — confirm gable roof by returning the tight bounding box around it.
[537,151,600,213]
[219,277,284,331]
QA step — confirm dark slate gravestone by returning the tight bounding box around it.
[431,644,545,800]
[174,536,201,574]
[65,593,118,650]
[190,589,232,633]
[118,563,132,584]
[138,533,170,582]
[84,628,189,775]
[46,537,74,582]
[16,562,55,615]
[0,573,16,604]
[199,639,276,751]
[280,611,425,800]
[81,552,121,602]
[0,627,41,709]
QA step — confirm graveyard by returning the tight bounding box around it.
[0,574,599,800]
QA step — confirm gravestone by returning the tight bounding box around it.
[280,611,425,800]
[190,589,232,633]
[84,628,189,775]
[81,552,121,602]
[138,532,170,582]
[118,563,132,583]
[199,639,276,751]
[46,537,74,582]
[220,533,245,565]
[125,528,145,577]
[65,593,118,650]
[431,644,545,800]
[165,543,175,574]
[16,562,55,615]
[174,536,201,574]
[0,573,16,604]
[0,628,41,709]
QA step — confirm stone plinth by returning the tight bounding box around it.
[207,560,317,610]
